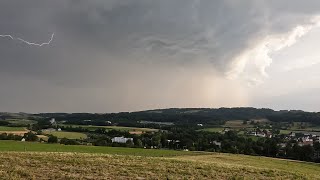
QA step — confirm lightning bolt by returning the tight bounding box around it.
[0,33,54,47]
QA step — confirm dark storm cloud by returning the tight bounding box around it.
[1,0,320,112]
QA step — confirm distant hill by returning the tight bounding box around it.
[2,107,320,126]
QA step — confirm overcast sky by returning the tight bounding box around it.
[1,0,320,113]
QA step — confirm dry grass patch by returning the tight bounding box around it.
[0,152,316,179]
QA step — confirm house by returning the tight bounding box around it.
[298,136,314,146]
[111,137,133,144]
[289,132,296,137]
[257,133,266,137]
[223,128,230,133]
[298,141,313,146]
[249,131,257,136]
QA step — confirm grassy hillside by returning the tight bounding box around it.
[178,154,320,179]
[1,152,320,179]
[1,141,320,179]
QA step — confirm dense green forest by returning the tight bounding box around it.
[27,108,320,126]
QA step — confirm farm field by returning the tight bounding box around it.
[198,127,224,133]
[1,151,320,179]
[0,126,29,136]
[5,119,37,125]
[61,124,158,132]
[0,141,194,157]
[44,131,87,139]
[223,120,253,129]
[280,129,320,136]
[0,126,26,131]
[177,153,320,179]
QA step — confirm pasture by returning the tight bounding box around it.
[0,141,320,179]
[0,150,320,179]
[44,131,87,139]
[0,126,28,136]
[0,140,194,157]
[198,127,224,133]
[0,126,26,131]
[5,119,37,125]
[223,120,252,129]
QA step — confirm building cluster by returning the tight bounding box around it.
[281,132,320,147]
[247,129,273,138]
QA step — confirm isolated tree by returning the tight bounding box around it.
[48,135,58,143]
[126,139,134,148]
[24,131,38,142]
[135,139,143,148]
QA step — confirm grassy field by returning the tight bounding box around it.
[1,152,320,179]
[224,120,252,129]
[0,141,194,157]
[5,119,37,125]
[177,153,320,179]
[280,130,292,135]
[280,129,320,136]
[44,131,87,139]
[198,127,224,133]
[61,124,158,132]
[0,141,320,179]
[0,126,26,131]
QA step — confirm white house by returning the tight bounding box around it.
[111,137,133,144]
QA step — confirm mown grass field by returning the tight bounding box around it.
[0,141,193,157]
[44,131,87,139]
[0,141,320,179]
[61,124,158,132]
[177,153,320,179]
[1,151,320,179]
[0,126,26,131]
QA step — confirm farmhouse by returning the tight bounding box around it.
[111,137,133,144]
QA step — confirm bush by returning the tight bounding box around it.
[60,138,80,145]
[23,131,39,142]
[48,135,58,143]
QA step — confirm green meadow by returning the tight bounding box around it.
[0,140,320,179]
[44,131,87,139]
[0,126,26,131]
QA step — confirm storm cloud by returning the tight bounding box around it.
[1,0,320,112]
